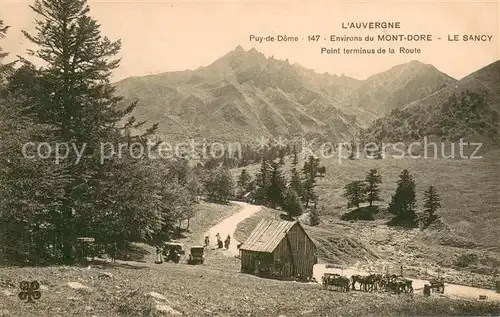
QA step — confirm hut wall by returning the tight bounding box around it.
[240,250,273,273]
[272,223,316,278]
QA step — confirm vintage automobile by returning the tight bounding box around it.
[429,277,445,294]
[187,246,205,265]
[162,242,185,263]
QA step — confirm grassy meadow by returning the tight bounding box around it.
[232,146,500,288]
[1,249,498,317]
[1,196,499,316]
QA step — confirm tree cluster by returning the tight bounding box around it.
[243,145,325,223]
[342,169,383,210]
[0,2,201,265]
[342,168,441,228]
[202,143,291,170]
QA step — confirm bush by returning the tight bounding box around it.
[454,253,479,268]
[341,206,378,221]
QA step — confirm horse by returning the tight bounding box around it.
[363,274,378,292]
[372,274,384,291]
[351,274,377,292]
[351,275,364,291]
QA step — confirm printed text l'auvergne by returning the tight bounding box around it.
[341,21,401,29]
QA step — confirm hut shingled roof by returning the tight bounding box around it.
[239,219,298,253]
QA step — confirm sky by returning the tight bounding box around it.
[1,0,499,82]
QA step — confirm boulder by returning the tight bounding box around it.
[155,304,182,315]
[66,282,88,290]
[98,272,114,279]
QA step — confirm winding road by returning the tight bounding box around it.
[209,201,500,302]
[205,201,261,256]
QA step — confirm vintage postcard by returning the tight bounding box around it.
[0,0,499,316]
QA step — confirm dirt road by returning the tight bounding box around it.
[211,202,500,302]
[205,201,261,256]
[314,264,500,301]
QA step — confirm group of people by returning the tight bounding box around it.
[204,233,231,249]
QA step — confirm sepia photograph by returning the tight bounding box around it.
[0,0,499,316]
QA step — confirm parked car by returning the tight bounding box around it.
[187,246,205,265]
[162,242,185,263]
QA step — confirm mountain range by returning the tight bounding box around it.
[114,46,498,144]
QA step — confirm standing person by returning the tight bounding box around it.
[216,232,221,248]
[172,249,179,263]
[204,236,210,247]
[155,245,163,264]
[112,242,117,263]
[225,235,231,249]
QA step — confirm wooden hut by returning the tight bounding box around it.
[239,219,317,280]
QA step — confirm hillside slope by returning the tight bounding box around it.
[364,60,500,144]
[351,60,456,116]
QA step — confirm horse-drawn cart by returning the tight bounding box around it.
[321,273,350,292]
[429,278,445,294]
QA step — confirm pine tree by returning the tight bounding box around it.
[342,180,367,209]
[423,186,441,227]
[0,20,15,86]
[267,161,286,209]
[278,147,285,165]
[282,188,304,220]
[236,169,252,198]
[317,166,326,177]
[301,156,319,207]
[309,200,320,226]
[204,167,234,203]
[17,0,163,263]
[289,145,303,199]
[254,155,270,204]
[365,169,382,207]
[388,169,417,227]
[186,172,203,203]
[348,143,356,160]
[0,21,80,263]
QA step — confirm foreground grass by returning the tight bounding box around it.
[1,199,499,316]
[1,261,499,317]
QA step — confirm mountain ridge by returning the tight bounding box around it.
[114,46,464,143]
